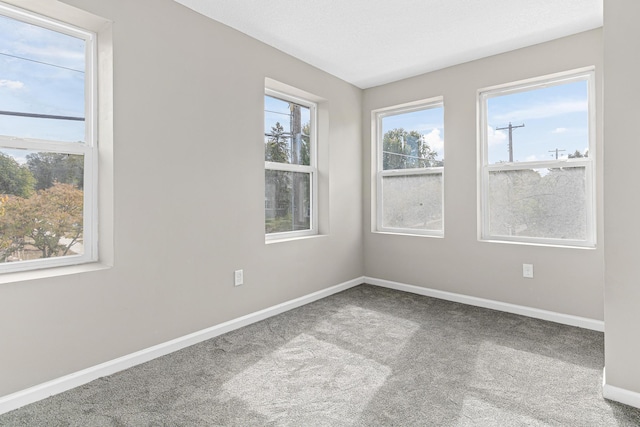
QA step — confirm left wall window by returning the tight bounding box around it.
[264,89,317,240]
[0,3,97,273]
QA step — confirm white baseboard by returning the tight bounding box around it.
[0,276,364,416]
[0,276,608,416]
[603,369,640,409]
[364,276,605,332]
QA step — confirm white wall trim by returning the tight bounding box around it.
[0,276,364,416]
[603,369,640,409]
[365,277,605,332]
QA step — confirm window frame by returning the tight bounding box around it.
[373,97,445,237]
[264,88,318,241]
[478,67,596,248]
[0,2,98,273]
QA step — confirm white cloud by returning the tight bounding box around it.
[552,127,567,134]
[525,154,539,162]
[423,128,444,153]
[487,126,507,146]
[0,79,24,89]
[493,100,587,122]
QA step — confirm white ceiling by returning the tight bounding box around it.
[174,0,603,89]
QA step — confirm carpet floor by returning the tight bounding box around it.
[1,284,640,426]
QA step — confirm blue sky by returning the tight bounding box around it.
[487,80,589,164]
[0,11,85,160]
[375,81,588,166]
[381,107,445,161]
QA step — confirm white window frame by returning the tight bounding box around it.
[373,97,444,237]
[478,67,596,248]
[264,88,318,241]
[0,3,98,273]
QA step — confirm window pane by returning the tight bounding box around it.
[488,167,586,240]
[486,80,589,164]
[0,149,84,263]
[264,95,311,166]
[381,107,444,170]
[0,14,86,143]
[265,170,311,234]
[381,173,443,231]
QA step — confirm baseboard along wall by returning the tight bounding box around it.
[3,276,636,415]
[364,277,605,332]
[0,277,363,415]
[603,369,640,409]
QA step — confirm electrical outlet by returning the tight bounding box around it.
[522,264,534,279]
[234,269,243,286]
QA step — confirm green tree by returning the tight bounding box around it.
[265,122,291,231]
[383,128,438,170]
[26,152,84,191]
[0,183,83,261]
[265,116,312,234]
[265,122,289,163]
[0,153,35,198]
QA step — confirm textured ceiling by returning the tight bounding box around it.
[174,0,603,89]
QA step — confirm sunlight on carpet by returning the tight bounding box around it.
[222,333,391,424]
[458,397,551,427]
[461,341,614,425]
[314,304,420,359]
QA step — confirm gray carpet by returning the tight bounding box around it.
[1,284,639,426]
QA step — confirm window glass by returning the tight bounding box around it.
[381,107,444,170]
[486,80,589,165]
[264,95,311,166]
[264,92,316,239]
[375,100,444,236]
[488,167,587,240]
[0,4,95,272]
[479,70,595,246]
[0,14,86,143]
[265,170,310,233]
[381,173,443,231]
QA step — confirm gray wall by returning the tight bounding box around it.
[5,0,637,404]
[0,0,363,397]
[603,0,640,396]
[363,29,604,320]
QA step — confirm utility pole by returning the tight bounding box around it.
[496,122,525,162]
[549,148,566,159]
[290,103,302,227]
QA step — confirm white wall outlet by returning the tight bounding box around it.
[522,264,534,279]
[234,269,243,286]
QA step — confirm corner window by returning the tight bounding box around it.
[374,98,444,236]
[264,89,317,240]
[0,3,97,273]
[479,68,595,247]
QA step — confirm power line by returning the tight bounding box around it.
[0,110,84,121]
[0,52,84,74]
[264,109,290,116]
[382,150,432,161]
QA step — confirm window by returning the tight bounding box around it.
[374,98,444,236]
[0,3,97,273]
[479,68,595,247]
[264,89,317,240]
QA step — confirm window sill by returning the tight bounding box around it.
[479,238,596,250]
[0,262,112,286]
[265,233,327,245]
[372,230,444,239]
